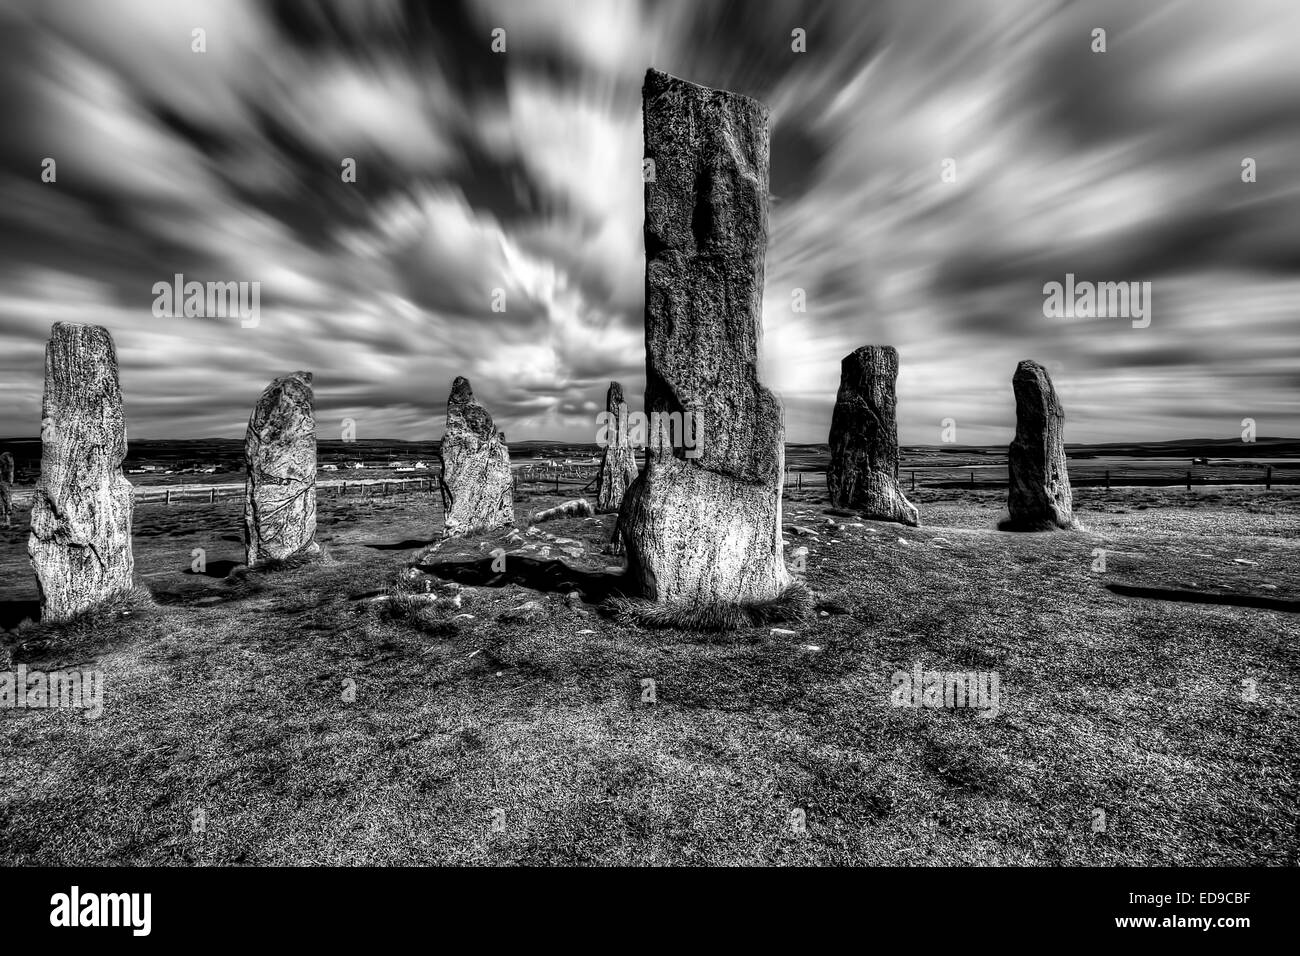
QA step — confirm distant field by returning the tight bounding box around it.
[1,481,1296,865]
[2,436,1296,501]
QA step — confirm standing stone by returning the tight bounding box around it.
[439,376,513,537]
[827,346,919,526]
[244,371,320,566]
[0,452,13,527]
[27,322,135,621]
[1004,360,1076,530]
[596,381,639,513]
[618,69,791,606]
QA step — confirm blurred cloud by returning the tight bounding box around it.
[0,0,1297,445]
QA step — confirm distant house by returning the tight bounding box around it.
[413,461,429,470]
[321,464,338,472]
[388,461,409,470]
[349,462,364,470]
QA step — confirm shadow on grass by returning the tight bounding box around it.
[363,539,435,551]
[182,559,241,578]
[1107,582,1300,613]
[414,555,631,605]
[0,599,41,631]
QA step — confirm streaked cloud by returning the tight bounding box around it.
[0,0,1296,445]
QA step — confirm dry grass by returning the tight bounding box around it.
[607,582,815,631]
[0,486,1297,865]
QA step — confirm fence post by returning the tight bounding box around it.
[166,488,172,506]
[1105,470,1110,491]
[1266,465,1272,490]
[1185,471,1191,490]
[911,471,915,492]
[210,487,215,503]
[969,470,975,489]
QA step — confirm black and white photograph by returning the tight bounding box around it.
[0,0,1295,938]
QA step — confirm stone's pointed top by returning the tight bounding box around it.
[450,376,474,403]
[260,371,313,401]
[643,68,768,116]
[1013,360,1061,405]
[606,380,625,408]
[50,320,99,334]
[844,345,900,370]
[848,344,898,360]
[48,321,114,346]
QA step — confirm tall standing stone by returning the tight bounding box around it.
[244,371,320,566]
[0,452,13,528]
[1004,360,1076,530]
[596,381,638,513]
[439,376,513,537]
[618,69,791,606]
[27,322,135,621]
[827,346,919,526]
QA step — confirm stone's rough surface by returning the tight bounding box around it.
[596,381,639,513]
[619,69,790,605]
[440,376,513,537]
[27,322,135,621]
[827,346,919,526]
[1005,360,1076,530]
[0,451,13,527]
[244,371,321,566]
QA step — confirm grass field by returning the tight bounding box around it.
[1,485,1297,865]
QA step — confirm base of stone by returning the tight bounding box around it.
[605,581,813,632]
[35,583,154,627]
[243,540,327,573]
[844,501,921,527]
[997,513,1080,532]
[440,515,514,540]
[619,459,791,606]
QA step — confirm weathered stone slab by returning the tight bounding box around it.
[0,451,13,528]
[618,69,791,606]
[827,345,919,526]
[439,376,513,537]
[596,381,638,513]
[244,371,321,566]
[27,322,135,621]
[1004,359,1076,530]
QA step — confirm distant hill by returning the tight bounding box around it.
[1,435,1296,483]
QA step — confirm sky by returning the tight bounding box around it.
[0,0,1297,445]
